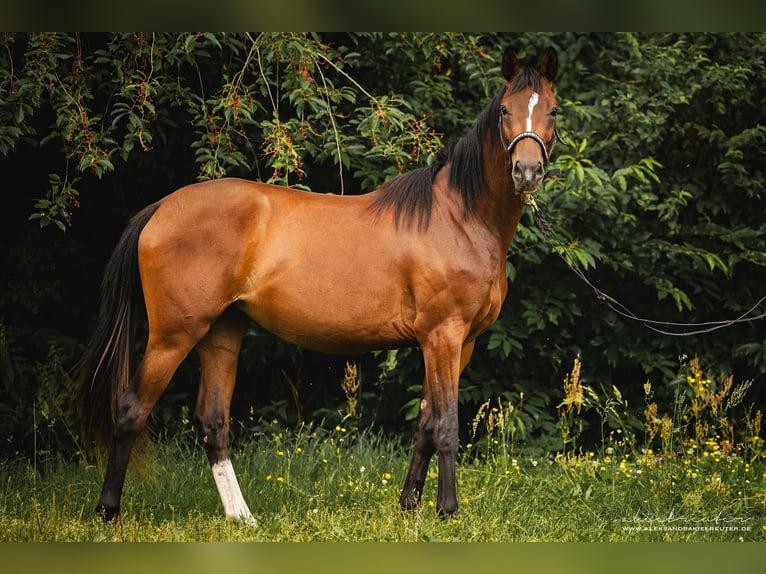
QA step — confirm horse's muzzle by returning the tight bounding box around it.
[512,159,544,192]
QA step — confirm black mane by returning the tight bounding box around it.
[369,68,544,230]
[368,164,440,231]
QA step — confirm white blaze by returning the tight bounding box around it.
[526,92,539,132]
[211,459,257,527]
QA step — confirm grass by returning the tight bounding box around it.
[1,355,764,542]
[1,421,764,542]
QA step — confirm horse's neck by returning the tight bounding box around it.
[475,149,526,253]
[430,160,523,269]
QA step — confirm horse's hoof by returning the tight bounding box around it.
[436,499,459,519]
[96,504,119,524]
[229,513,258,528]
[437,507,461,520]
[399,493,421,512]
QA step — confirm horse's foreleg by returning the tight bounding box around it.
[96,343,190,522]
[193,309,255,526]
[400,332,473,516]
[433,338,475,516]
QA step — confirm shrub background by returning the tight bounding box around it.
[1,33,764,460]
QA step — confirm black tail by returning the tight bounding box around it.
[77,203,161,457]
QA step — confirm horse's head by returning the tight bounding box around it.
[498,47,560,194]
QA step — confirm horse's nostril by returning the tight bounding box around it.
[513,160,543,183]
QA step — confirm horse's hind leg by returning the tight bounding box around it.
[96,341,193,522]
[399,405,436,511]
[193,308,255,526]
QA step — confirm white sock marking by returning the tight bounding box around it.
[211,459,257,527]
[526,92,539,132]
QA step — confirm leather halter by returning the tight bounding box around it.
[498,113,566,180]
[502,129,552,164]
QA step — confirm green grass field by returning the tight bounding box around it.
[2,356,764,542]
[1,420,763,542]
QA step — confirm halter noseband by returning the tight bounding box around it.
[502,129,551,164]
[497,112,566,178]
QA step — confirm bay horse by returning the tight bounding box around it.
[78,47,561,525]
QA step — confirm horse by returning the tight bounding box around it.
[77,46,561,526]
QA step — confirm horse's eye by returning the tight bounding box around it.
[500,105,509,116]
[551,106,559,117]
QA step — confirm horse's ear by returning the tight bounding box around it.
[502,47,519,81]
[540,47,558,84]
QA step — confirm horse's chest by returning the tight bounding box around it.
[464,269,508,338]
[486,273,508,319]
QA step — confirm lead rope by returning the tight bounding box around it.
[525,195,766,336]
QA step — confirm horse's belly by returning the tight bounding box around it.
[237,280,415,355]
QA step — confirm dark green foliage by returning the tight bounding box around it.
[1,33,764,459]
